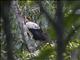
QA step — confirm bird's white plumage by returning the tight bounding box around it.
[25,22,40,29]
[25,21,47,41]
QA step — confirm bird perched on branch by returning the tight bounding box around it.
[24,16,47,41]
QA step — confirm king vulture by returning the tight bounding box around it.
[25,17,47,41]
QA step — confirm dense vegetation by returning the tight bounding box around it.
[1,0,80,60]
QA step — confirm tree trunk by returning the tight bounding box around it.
[11,0,38,53]
[0,1,15,60]
[56,0,64,60]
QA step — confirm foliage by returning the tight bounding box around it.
[34,44,56,60]
[1,0,80,60]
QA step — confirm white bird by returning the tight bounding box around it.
[24,16,47,41]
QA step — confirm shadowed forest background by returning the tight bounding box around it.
[0,0,80,60]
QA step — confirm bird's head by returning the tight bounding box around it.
[24,16,32,21]
[24,16,32,23]
[26,16,31,21]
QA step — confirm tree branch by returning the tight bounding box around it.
[37,1,57,28]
